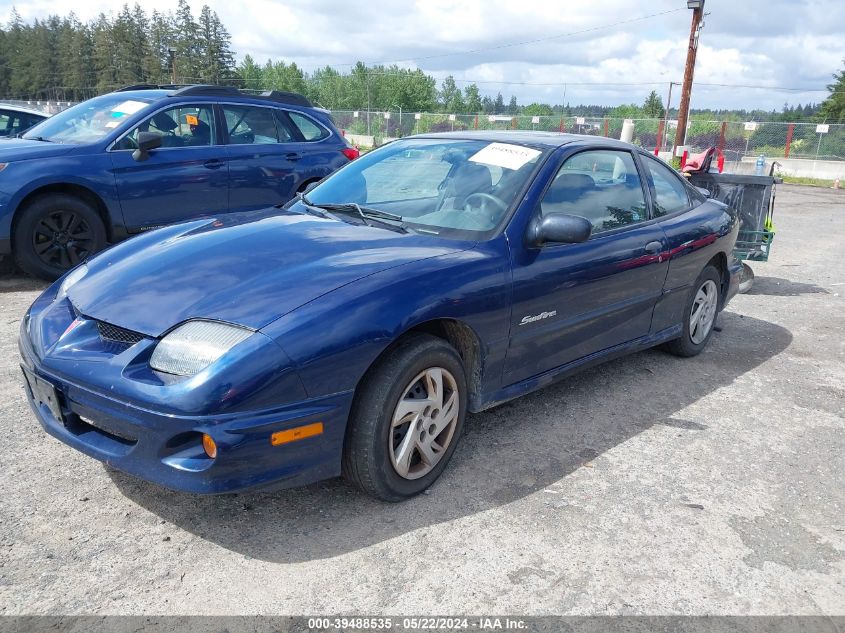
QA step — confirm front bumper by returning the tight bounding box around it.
[19,325,352,494]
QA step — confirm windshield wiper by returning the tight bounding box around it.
[313,202,406,232]
[293,192,334,219]
[22,135,53,143]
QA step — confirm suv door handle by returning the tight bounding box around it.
[644,240,663,254]
[286,152,302,161]
[204,159,225,169]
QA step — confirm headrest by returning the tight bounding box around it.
[151,111,178,132]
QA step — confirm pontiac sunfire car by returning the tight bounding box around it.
[20,131,741,501]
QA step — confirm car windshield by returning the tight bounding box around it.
[22,94,152,144]
[304,138,548,238]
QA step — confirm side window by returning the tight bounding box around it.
[540,150,647,233]
[114,104,215,150]
[0,112,11,135]
[20,113,44,131]
[288,111,328,141]
[222,105,290,144]
[642,156,690,217]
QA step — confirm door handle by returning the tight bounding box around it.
[204,158,225,169]
[644,240,663,254]
[286,152,302,161]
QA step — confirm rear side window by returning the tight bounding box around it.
[642,156,690,217]
[288,112,328,141]
[222,105,292,144]
[0,110,43,136]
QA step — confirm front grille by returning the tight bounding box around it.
[95,321,145,347]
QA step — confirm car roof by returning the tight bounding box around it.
[409,130,639,150]
[107,87,316,111]
[0,104,49,117]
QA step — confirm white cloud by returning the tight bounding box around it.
[2,0,841,109]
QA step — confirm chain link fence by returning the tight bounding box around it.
[334,111,845,163]
[8,99,844,171]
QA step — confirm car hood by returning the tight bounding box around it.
[0,137,76,160]
[69,209,469,337]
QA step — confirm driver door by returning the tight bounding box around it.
[504,148,669,385]
[109,103,229,230]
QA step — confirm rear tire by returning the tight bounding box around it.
[663,265,722,358]
[14,194,106,280]
[342,333,468,501]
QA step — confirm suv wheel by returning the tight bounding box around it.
[14,194,106,280]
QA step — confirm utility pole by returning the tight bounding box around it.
[662,81,676,152]
[673,0,705,156]
[168,48,177,84]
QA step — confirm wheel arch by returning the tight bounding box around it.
[11,183,113,244]
[353,317,485,413]
[705,251,729,307]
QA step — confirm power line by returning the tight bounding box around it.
[332,8,687,67]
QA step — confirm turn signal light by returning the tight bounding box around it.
[202,433,217,459]
[271,422,323,446]
[341,147,360,161]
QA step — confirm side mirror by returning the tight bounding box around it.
[132,131,162,161]
[527,213,592,247]
[696,186,711,198]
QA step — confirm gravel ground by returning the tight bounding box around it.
[0,184,842,616]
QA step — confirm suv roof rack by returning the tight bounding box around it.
[115,83,191,92]
[168,84,313,107]
[114,83,314,107]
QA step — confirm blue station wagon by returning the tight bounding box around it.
[0,85,357,279]
[20,131,741,501]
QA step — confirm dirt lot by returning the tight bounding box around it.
[0,184,842,615]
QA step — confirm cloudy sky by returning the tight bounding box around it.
[5,0,844,110]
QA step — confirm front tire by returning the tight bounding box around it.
[342,333,468,501]
[14,194,107,280]
[663,265,722,358]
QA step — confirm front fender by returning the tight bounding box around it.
[0,153,124,241]
[261,237,513,403]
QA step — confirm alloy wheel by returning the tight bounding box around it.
[689,279,718,345]
[389,367,460,480]
[32,210,95,270]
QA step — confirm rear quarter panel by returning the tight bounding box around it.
[651,199,739,333]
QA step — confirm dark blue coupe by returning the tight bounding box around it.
[20,131,741,501]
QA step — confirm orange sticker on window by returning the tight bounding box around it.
[185,115,198,125]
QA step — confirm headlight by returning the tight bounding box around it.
[150,320,254,377]
[56,264,88,300]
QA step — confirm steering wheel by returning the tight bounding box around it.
[463,193,507,214]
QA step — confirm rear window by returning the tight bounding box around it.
[289,112,328,141]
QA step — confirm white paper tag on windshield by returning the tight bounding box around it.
[111,100,147,116]
[469,142,541,171]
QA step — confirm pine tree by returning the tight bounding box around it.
[642,90,665,118]
[92,13,117,93]
[145,10,173,84]
[507,95,518,114]
[820,60,845,123]
[494,92,505,114]
[464,83,482,113]
[438,76,462,112]
[173,0,198,83]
